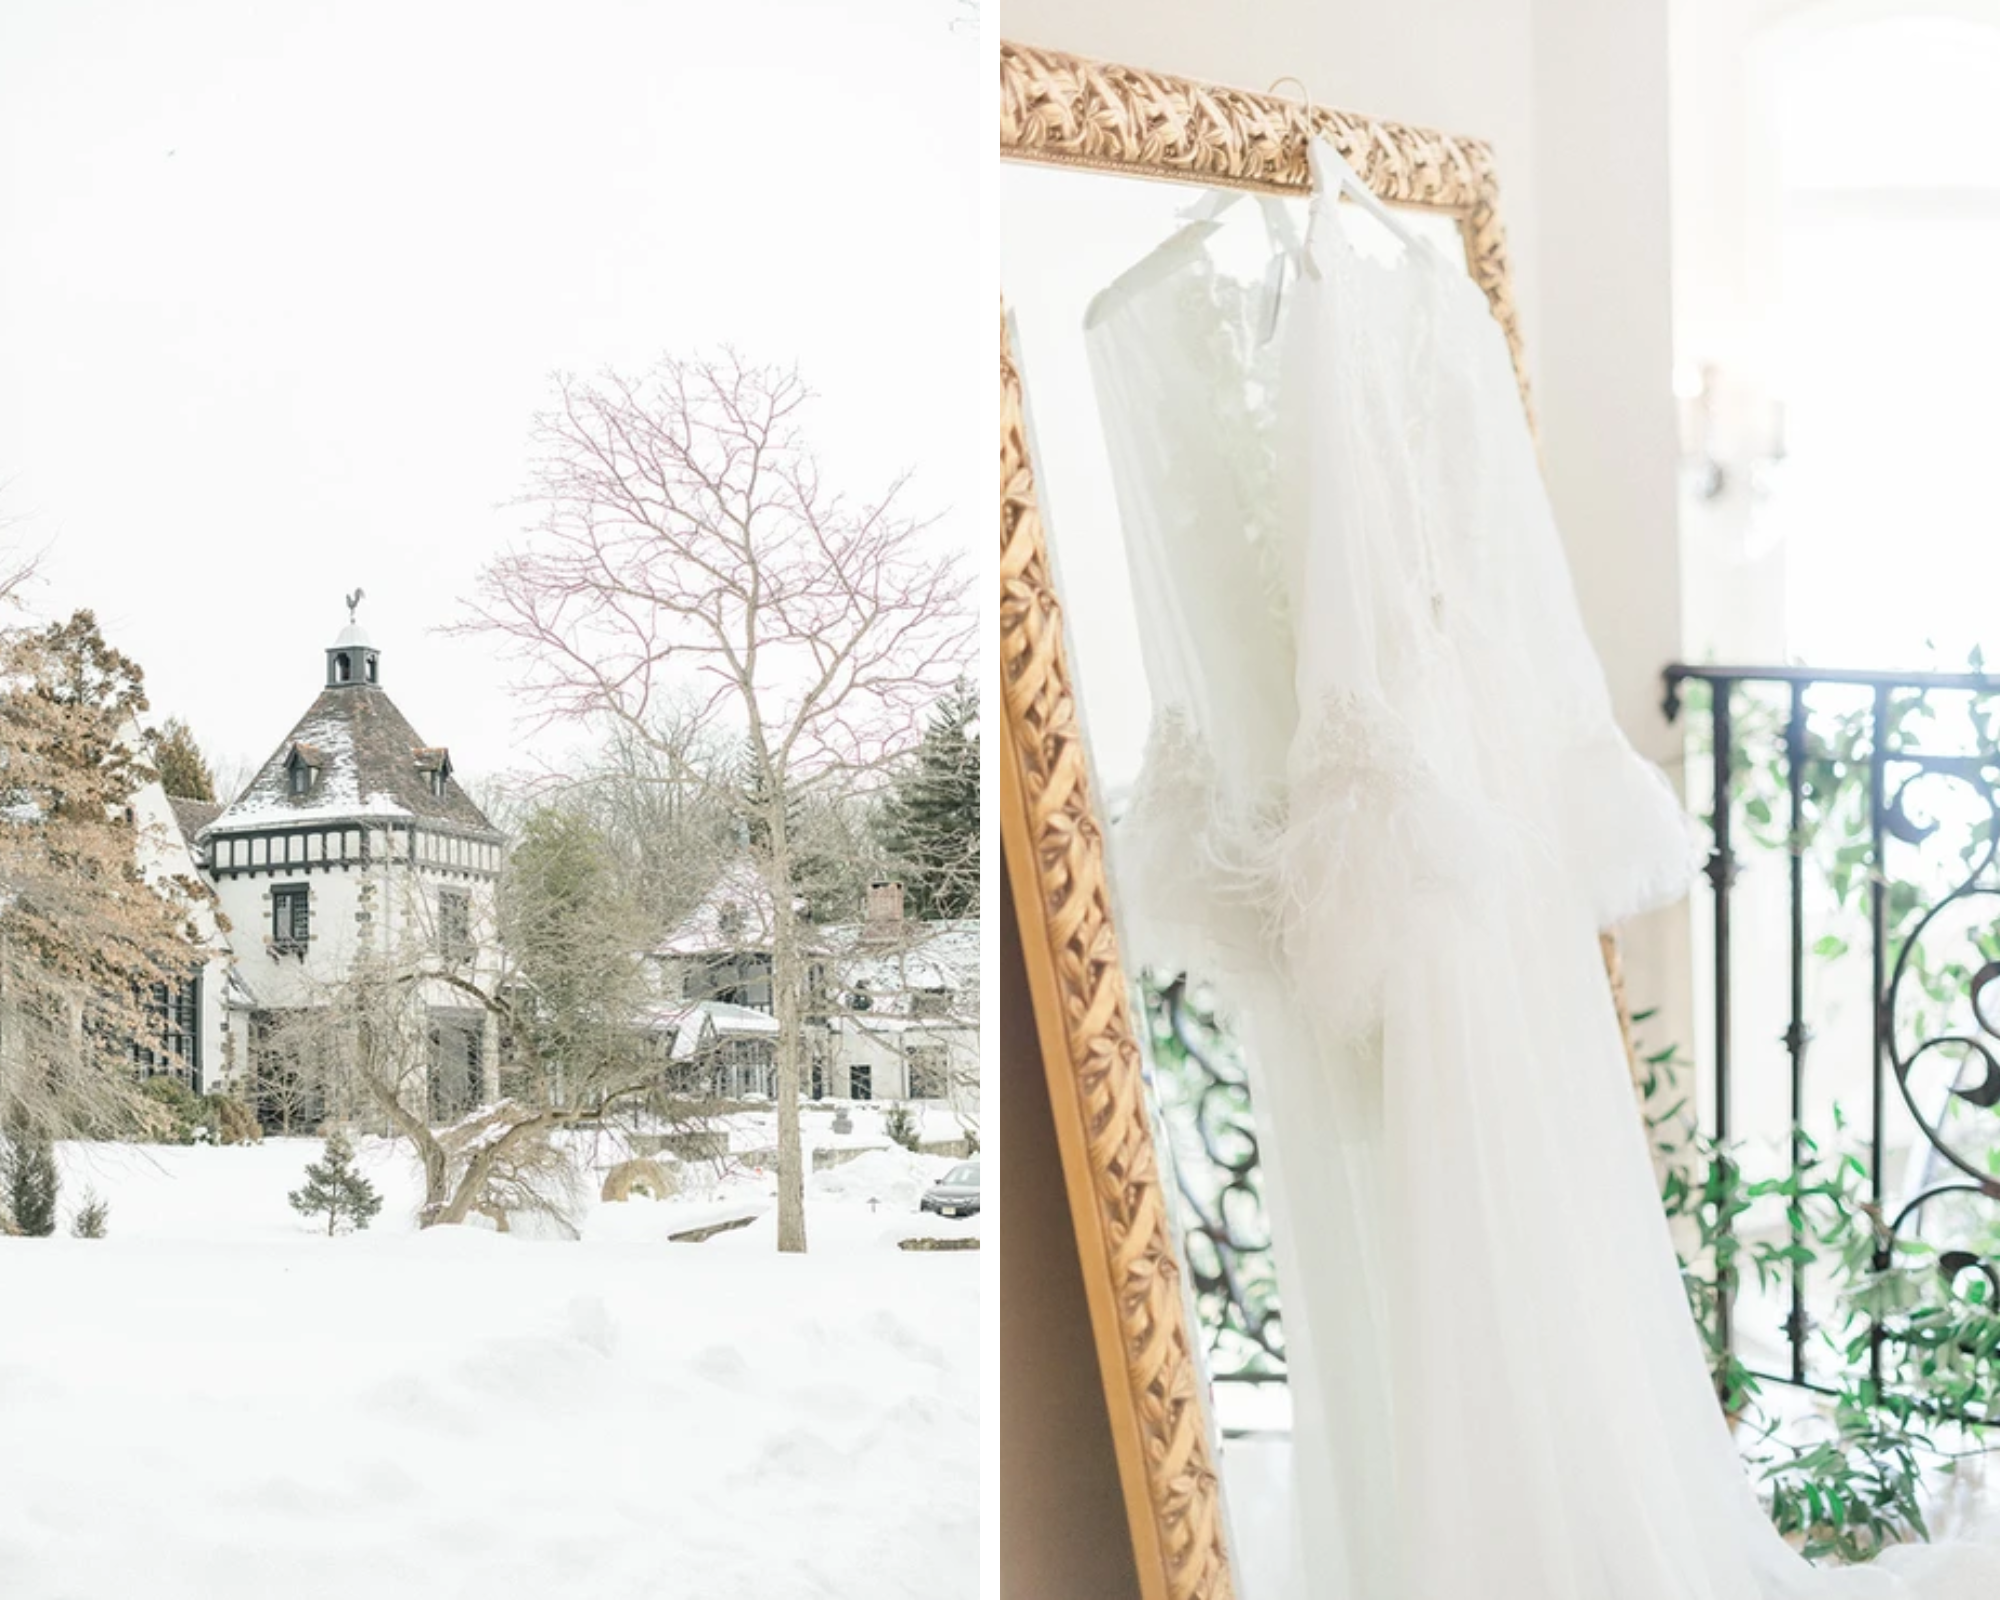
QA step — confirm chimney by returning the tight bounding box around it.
[865,881,906,929]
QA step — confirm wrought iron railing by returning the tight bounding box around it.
[1665,663,2000,1409]
[1142,974,1286,1383]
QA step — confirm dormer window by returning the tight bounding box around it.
[414,747,452,799]
[285,744,324,798]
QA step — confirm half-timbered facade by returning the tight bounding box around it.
[180,613,509,1126]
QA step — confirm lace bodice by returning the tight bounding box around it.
[1085,176,1697,1030]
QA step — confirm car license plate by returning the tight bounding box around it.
[940,1205,960,1217]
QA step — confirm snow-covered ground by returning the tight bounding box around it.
[0,1108,979,1600]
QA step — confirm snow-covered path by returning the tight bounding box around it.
[0,1132,979,1600]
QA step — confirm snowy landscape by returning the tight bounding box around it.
[0,1108,978,1600]
[0,7,981,1597]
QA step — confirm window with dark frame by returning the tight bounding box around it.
[438,888,472,960]
[272,884,309,948]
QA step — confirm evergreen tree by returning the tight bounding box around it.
[0,611,210,1136]
[70,1188,108,1239]
[875,681,978,919]
[288,1131,384,1235]
[735,754,871,924]
[497,806,651,1103]
[2,1121,60,1236]
[146,716,217,801]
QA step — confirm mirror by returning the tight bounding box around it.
[997,40,1583,1600]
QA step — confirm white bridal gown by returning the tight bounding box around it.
[1082,139,1998,1600]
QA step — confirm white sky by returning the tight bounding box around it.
[0,0,979,795]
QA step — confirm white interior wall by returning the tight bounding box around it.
[1667,0,2000,1157]
[1003,0,1693,1042]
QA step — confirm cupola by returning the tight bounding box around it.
[325,589,380,689]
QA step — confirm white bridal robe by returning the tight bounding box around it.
[1081,138,1998,1600]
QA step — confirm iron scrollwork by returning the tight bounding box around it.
[1667,663,2000,1413]
[1880,752,1992,1216]
[1141,972,1286,1383]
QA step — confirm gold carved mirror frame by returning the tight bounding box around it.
[998,40,1642,1600]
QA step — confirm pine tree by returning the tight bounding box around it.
[2,1122,60,1236]
[875,681,978,919]
[288,1131,384,1236]
[146,716,217,801]
[70,1188,108,1239]
[735,755,870,924]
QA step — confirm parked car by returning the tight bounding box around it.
[919,1160,980,1218]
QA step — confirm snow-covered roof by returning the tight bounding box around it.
[640,997,784,1059]
[212,681,499,837]
[652,860,781,955]
[820,918,979,999]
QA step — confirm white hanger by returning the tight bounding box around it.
[1175,187,1304,342]
[1177,186,1302,256]
[1308,134,1420,252]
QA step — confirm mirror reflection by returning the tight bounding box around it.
[1004,160,1480,1597]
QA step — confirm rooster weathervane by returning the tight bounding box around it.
[345,587,365,625]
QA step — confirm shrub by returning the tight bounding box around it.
[2,1127,59,1236]
[882,1102,921,1153]
[137,1075,205,1143]
[288,1131,384,1236]
[134,1079,262,1146]
[205,1094,263,1146]
[71,1189,109,1239]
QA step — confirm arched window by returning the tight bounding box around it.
[334,653,351,683]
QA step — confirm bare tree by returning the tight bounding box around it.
[459,353,971,1251]
[575,716,741,939]
[248,807,713,1231]
[260,948,594,1230]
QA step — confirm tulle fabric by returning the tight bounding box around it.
[1082,148,2000,1598]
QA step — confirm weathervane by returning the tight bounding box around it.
[345,587,365,625]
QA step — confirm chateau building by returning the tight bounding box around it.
[178,610,508,1123]
[146,604,976,1125]
[646,874,977,1108]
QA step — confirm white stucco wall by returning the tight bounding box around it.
[202,823,505,1096]
[127,772,232,1086]
[833,1021,977,1109]
[1003,0,1692,1044]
